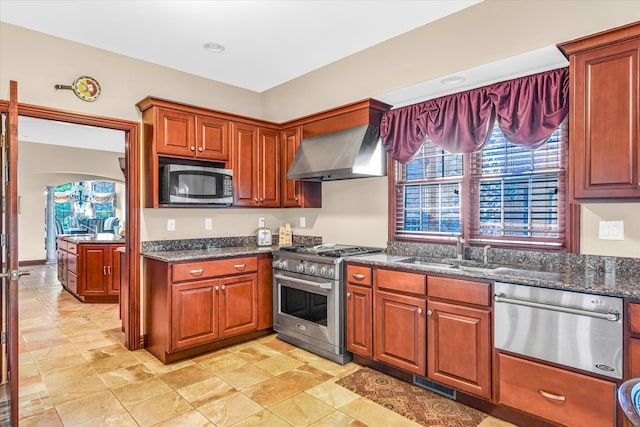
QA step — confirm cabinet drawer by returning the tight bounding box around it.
[57,239,68,251]
[347,265,372,287]
[67,271,78,295]
[428,276,490,307]
[629,303,640,335]
[67,253,77,274]
[67,242,78,254]
[375,268,426,296]
[172,257,257,282]
[498,353,616,427]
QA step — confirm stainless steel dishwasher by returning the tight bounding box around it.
[494,282,623,379]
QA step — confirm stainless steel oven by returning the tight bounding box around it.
[273,244,382,364]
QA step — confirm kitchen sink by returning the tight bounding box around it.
[395,258,499,273]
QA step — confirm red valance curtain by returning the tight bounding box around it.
[380,67,569,163]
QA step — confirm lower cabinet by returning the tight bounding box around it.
[499,353,616,427]
[146,254,270,363]
[427,276,492,399]
[346,265,373,357]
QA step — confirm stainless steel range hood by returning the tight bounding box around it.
[286,125,387,181]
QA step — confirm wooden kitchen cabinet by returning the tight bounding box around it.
[232,122,281,207]
[373,268,427,376]
[427,276,492,399]
[280,126,321,208]
[559,22,640,199]
[346,264,373,357]
[145,254,271,363]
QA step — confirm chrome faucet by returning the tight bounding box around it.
[455,235,465,260]
[81,223,98,236]
[482,245,491,265]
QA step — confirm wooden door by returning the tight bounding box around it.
[171,280,219,350]
[346,284,373,357]
[196,115,229,161]
[156,108,195,158]
[232,122,259,207]
[257,128,280,207]
[374,289,426,375]
[82,245,108,295]
[427,300,491,399]
[570,37,640,198]
[219,274,258,338]
[1,80,21,427]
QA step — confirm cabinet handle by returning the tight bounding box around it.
[103,266,106,275]
[416,308,423,314]
[221,285,226,290]
[347,292,351,297]
[215,285,220,291]
[352,273,365,280]
[234,264,246,270]
[538,389,565,401]
[107,266,111,275]
[190,146,195,151]
[427,309,432,316]
[198,147,203,152]
[189,268,204,275]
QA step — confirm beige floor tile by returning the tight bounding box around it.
[176,376,235,407]
[231,409,292,427]
[89,350,140,374]
[269,392,336,426]
[112,377,173,407]
[151,409,215,427]
[478,416,519,427]
[277,364,334,390]
[340,397,423,427]
[229,342,284,362]
[55,390,129,426]
[242,376,302,407]
[18,408,63,427]
[34,352,88,373]
[142,357,196,374]
[310,410,367,427]
[305,380,360,409]
[287,347,324,364]
[29,342,80,361]
[97,362,156,388]
[159,363,216,389]
[198,351,249,374]
[81,343,129,362]
[127,390,193,426]
[198,391,263,427]
[216,364,273,390]
[253,353,306,376]
[74,410,139,427]
[40,363,96,389]
[45,371,108,405]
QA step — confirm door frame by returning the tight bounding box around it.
[0,100,142,350]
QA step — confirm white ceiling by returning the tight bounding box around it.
[0,0,482,93]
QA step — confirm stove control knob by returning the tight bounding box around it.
[278,260,287,270]
[296,263,305,273]
[306,265,316,274]
[272,260,279,268]
[319,267,327,277]
[325,268,334,278]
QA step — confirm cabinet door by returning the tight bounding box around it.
[427,300,491,399]
[219,274,258,338]
[57,249,66,285]
[281,127,322,208]
[171,280,219,350]
[374,289,426,375]
[81,246,109,295]
[346,284,372,357]
[571,38,640,198]
[197,114,229,161]
[156,108,196,158]
[257,128,281,207]
[108,246,122,295]
[232,122,259,207]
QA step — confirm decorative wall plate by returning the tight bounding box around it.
[54,76,101,102]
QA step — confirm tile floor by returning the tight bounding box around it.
[16,264,515,426]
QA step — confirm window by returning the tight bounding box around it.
[393,120,567,249]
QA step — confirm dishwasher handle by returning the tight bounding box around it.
[494,293,620,322]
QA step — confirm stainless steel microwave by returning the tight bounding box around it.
[159,164,233,206]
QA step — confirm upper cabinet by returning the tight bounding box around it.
[281,126,321,208]
[558,22,640,200]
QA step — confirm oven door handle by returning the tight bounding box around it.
[274,274,333,289]
[494,293,620,321]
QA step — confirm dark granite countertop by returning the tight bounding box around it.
[346,252,640,300]
[142,245,277,262]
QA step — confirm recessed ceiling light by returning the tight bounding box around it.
[203,42,225,53]
[440,76,466,85]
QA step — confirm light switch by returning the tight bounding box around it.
[167,219,176,232]
[598,220,624,240]
[299,217,306,228]
[258,217,265,228]
[205,218,213,230]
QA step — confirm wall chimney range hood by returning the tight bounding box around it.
[286,124,387,181]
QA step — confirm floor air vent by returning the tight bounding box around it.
[413,376,456,399]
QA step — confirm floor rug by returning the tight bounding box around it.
[336,367,488,427]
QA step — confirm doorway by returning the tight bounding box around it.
[1,101,142,351]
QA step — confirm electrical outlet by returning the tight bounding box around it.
[599,220,624,240]
[299,217,306,228]
[205,218,213,230]
[258,217,265,228]
[167,219,176,231]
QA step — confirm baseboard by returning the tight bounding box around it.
[19,259,47,266]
